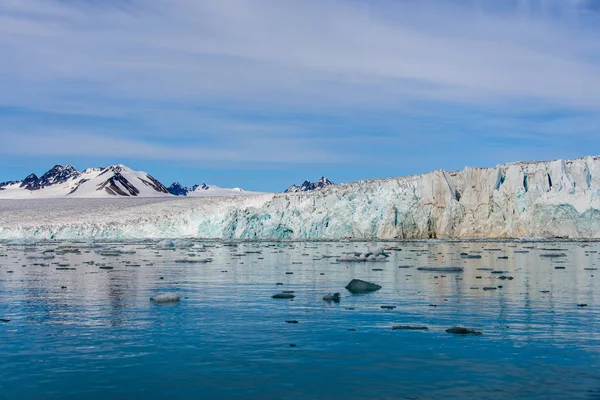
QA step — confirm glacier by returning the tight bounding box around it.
[0,156,599,240]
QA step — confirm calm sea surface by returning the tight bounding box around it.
[1,240,599,399]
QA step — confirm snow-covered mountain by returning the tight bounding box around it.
[284,176,334,193]
[0,164,171,198]
[0,165,249,199]
[1,156,599,240]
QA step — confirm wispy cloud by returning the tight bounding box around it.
[0,130,341,165]
[2,0,599,107]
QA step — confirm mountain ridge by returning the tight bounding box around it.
[284,176,334,193]
[0,164,251,199]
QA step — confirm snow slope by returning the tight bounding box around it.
[0,156,599,239]
[187,184,250,197]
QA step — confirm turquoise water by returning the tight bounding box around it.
[1,240,599,399]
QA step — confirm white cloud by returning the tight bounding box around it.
[1,0,599,107]
[0,130,342,165]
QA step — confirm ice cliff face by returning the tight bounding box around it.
[0,156,599,240]
[217,156,598,239]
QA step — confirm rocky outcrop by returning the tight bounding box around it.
[168,182,189,196]
[284,177,334,193]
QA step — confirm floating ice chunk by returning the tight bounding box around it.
[337,252,389,262]
[150,293,181,303]
[174,258,212,263]
[272,293,295,299]
[85,238,103,248]
[98,250,122,256]
[367,246,388,256]
[445,326,482,335]
[7,238,37,246]
[323,293,341,302]
[417,266,464,272]
[157,239,194,249]
[173,239,194,248]
[345,279,382,293]
[157,239,175,248]
[338,246,391,262]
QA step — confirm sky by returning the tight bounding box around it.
[0,0,599,192]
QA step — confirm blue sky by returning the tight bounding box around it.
[1,0,599,192]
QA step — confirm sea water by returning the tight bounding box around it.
[0,240,599,399]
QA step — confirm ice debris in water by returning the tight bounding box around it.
[345,279,382,294]
[7,238,37,246]
[417,266,464,272]
[157,239,194,249]
[323,293,341,302]
[445,326,483,335]
[338,246,390,262]
[150,293,181,303]
[85,238,103,248]
[367,246,387,256]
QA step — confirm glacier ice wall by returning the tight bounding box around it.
[1,156,599,239]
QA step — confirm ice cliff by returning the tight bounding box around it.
[1,156,599,240]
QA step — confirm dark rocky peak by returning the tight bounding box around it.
[168,182,189,196]
[315,176,333,187]
[191,183,210,191]
[98,165,126,177]
[38,165,80,188]
[20,173,40,190]
[284,176,335,193]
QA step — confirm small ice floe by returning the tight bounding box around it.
[323,293,341,302]
[157,239,194,249]
[150,293,181,303]
[272,293,295,299]
[84,238,103,248]
[392,325,428,331]
[368,246,387,256]
[174,258,212,264]
[445,326,482,335]
[7,238,37,246]
[460,253,482,259]
[345,279,382,294]
[416,266,464,272]
[337,246,390,262]
[498,275,514,280]
[540,253,567,258]
[97,249,122,257]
